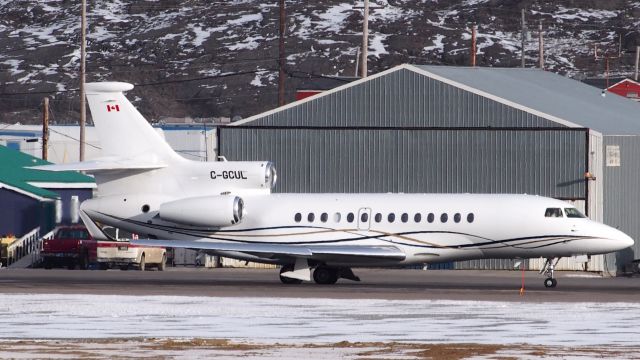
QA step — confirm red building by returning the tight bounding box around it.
[607,78,640,102]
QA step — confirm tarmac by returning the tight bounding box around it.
[1,267,639,302]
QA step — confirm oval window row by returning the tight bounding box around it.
[294,212,475,224]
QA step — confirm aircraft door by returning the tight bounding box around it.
[357,207,372,230]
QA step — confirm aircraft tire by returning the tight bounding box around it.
[279,265,303,284]
[313,266,339,285]
[544,278,557,288]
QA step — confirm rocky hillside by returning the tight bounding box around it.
[1,0,639,124]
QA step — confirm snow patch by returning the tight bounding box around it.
[1,60,24,75]
[424,34,445,53]
[369,34,388,58]
[227,36,263,51]
[228,13,263,26]
[2,294,640,346]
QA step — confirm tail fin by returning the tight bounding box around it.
[85,82,178,161]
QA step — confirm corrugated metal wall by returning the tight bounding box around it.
[247,68,561,128]
[603,135,640,274]
[220,127,587,198]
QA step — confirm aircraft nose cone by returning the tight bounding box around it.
[618,232,635,250]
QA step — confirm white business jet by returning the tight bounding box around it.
[34,82,634,287]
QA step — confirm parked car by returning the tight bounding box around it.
[96,240,166,271]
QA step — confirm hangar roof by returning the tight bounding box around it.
[416,65,640,135]
[0,146,95,200]
[235,64,640,135]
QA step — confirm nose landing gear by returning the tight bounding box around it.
[540,257,560,288]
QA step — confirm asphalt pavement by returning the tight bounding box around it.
[1,267,638,302]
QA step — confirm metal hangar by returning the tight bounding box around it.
[219,64,640,274]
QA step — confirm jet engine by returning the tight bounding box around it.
[158,195,244,227]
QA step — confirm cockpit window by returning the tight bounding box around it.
[564,208,586,218]
[544,208,563,218]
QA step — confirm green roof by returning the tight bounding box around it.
[0,145,95,200]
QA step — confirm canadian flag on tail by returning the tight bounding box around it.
[106,104,120,112]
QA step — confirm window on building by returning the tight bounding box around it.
[401,213,408,223]
[454,213,461,223]
[320,213,328,222]
[414,213,422,222]
[440,213,448,223]
[564,208,586,218]
[427,213,435,223]
[308,213,315,222]
[294,213,302,222]
[544,208,563,218]
[388,213,396,223]
[467,213,475,223]
[347,212,355,223]
[374,213,382,223]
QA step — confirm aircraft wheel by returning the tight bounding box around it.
[313,266,339,285]
[279,265,302,284]
[544,278,557,288]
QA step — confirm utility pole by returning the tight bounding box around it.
[42,97,49,161]
[635,46,639,81]
[278,0,285,107]
[352,1,383,78]
[538,21,544,69]
[361,0,369,77]
[520,8,526,68]
[471,25,476,67]
[594,40,621,90]
[354,47,360,77]
[79,0,86,161]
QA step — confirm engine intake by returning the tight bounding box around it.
[159,195,244,227]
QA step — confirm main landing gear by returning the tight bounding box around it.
[540,257,560,288]
[279,264,360,285]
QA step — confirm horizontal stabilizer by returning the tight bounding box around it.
[30,157,167,173]
[131,239,406,261]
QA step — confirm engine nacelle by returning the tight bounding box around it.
[159,195,244,227]
[205,161,277,191]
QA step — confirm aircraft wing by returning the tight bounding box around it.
[29,158,167,173]
[131,239,406,261]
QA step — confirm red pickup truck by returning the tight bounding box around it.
[41,226,96,270]
[41,225,167,271]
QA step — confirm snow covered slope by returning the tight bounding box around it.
[1,0,639,124]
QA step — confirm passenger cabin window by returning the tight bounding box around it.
[320,213,328,222]
[334,213,341,223]
[401,213,408,223]
[564,208,586,218]
[467,213,475,223]
[388,213,396,223]
[308,213,315,222]
[440,213,448,223]
[374,213,382,223]
[414,213,422,222]
[347,212,355,223]
[427,213,435,223]
[361,213,369,222]
[454,213,461,223]
[294,213,302,222]
[544,208,563,218]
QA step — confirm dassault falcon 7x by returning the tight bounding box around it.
[35,82,634,287]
